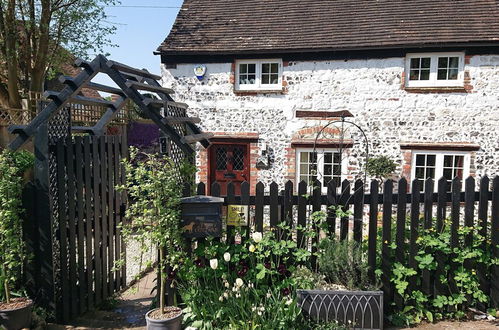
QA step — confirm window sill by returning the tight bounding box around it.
[234,89,284,96]
[404,86,467,93]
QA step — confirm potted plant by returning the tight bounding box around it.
[297,235,383,329]
[118,149,189,330]
[0,150,33,330]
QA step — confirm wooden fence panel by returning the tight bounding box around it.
[241,181,250,242]
[56,141,70,322]
[226,182,236,244]
[65,136,78,319]
[339,179,350,241]
[99,137,108,300]
[422,178,434,298]
[353,179,363,243]
[435,177,449,297]
[297,181,307,249]
[368,180,379,282]
[74,137,86,314]
[381,179,394,309]
[270,182,279,230]
[491,176,499,308]
[477,176,490,301]
[83,137,94,309]
[255,182,264,233]
[326,180,337,236]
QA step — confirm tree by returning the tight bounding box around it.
[0,0,118,109]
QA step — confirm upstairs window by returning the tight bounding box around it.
[235,59,282,91]
[411,151,470,191]
[405,53,464,88]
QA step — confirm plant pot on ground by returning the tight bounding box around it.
[0,298,33,330]
[0,150,34,330]
[145,306,182,330]
[296,235,383,329]
[117,149,193,330]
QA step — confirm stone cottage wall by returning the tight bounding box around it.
[160,55,499,189]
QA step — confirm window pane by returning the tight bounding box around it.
[300,152,309,162]
[240,64,247,74]
[438,57,448,68]
[444,155,453,167]
[300,164,309,174]
[324,164,332,175]
[443,168,453,180]
[416,155,425,166]
[270,74,279,84]
[420,70,430,80]
[323,176,331,187]
[421,57,431,68]
[410,58,420,69]
[426,167,435,179]
[271,63,279,73]
[310,152,318,163]
[415,167,425,179]
[448,69,458,80]
[454,155,464,167]
[248,64,256,73]
[427,155,436,166]
[333,165,341,175]
[261,75,270,84]
[262,63,270,74]
[334,152,341,164]
[437,69,447,80]
[324,152,332,163]
[409,70,419,80]
[449,57,459,68]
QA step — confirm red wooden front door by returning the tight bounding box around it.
[209,143,250,195]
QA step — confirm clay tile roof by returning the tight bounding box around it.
[158,0,499,55]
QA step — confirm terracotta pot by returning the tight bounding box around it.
[0,299,33,330]
[145,308,182,330]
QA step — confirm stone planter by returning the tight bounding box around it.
[0,298,33,330]
[145,308,182,330]
[297,289,383,330]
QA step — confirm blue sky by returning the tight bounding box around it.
[93,0,183,85]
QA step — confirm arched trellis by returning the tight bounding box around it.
[9,55,212,323]
[312,113,370,185]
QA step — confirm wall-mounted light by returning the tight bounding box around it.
[256,140,272,170]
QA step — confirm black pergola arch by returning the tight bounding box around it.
[8,54,212,153]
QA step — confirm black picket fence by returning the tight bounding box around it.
[185,176,499,310]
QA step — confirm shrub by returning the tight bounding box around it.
[317,237,374,291]
[0,150,28,303]
[366,156,397,180]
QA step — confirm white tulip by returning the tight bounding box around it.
[223,252,231,262]
[210,258,218,270]
[252,232,263,243]
[286,299,293,305]
[219,296,224,302]
[235,278,244,287]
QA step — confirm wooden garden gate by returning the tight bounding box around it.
[11,55,211,323]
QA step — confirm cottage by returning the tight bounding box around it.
[156,0,499,194]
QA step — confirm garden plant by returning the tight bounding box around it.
[0,149,34,329]
[117,148,191,328]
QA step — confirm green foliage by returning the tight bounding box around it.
[117,148,193,312]
[0,150,27,303]
[386,221,497,326]
[10,150,34,175]
[318,237,375,291]
[365,156,397,180]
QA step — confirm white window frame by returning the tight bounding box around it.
[410,150,471,191]
[295,148,348,192]
[405,52,465,88]
[235,59,283,91]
